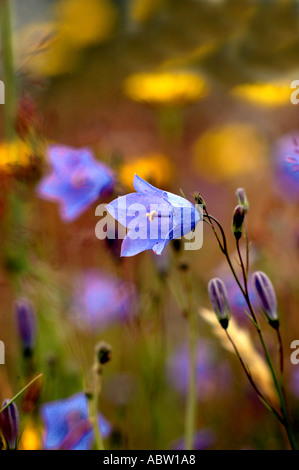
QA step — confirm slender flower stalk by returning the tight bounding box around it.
[87,342,112,450]
[0,0,18,143]
[178,266,197,451]
[202,203,297,450]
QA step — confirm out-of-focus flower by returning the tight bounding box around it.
[120,153,174,188]
[171,429,215,450]
[124,71,207,106]
[231,82,292,107]
[200,308,278,405]
[120,153,174,190]
[70,269,136,331]
[19,421,42,450]
[41,393,111,450]
[0,400,20,449]
[208,278,231,330]
[193,123,267,181]
[15,298,37,356]
[106,174,200,256]
[37,145,115,222]
[0,140,35,173]
[166,340,231,400]
[252,271,279,328]
[273,134,299,201]
[56,0,117,47]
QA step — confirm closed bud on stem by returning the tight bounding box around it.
[15,298,37,357]
[0,400,19,449]
[95,341,112,366]
[236,188,249,213]
[208,278,231,329]
[232,205,245,240]
[252,271,279,329]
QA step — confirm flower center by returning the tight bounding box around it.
[71,171,91,189]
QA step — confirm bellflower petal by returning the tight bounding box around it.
[106,174,201,256]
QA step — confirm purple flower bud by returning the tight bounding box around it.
[236,188,249,213]
[232,205,245,240]
[208,278,231,329]
[15,298,37,355]
[252,271,279,328]
[0,400,19,449]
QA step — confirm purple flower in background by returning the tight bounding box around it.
[167,340,231,400]
[15,298,37,355]
[70,269,136,331]
[274,134,299,201]
[106,174,200,256]
[41,393,112,450]
[37,145,115,222]
[171,429,215,450]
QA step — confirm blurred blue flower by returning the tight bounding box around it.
[70,269,136,331]
[171,429,215,450]
[274,134,299,201]
[167,340,231,400]
[41,393,112,450]
[37,145,115,222]
[106,174,200,256]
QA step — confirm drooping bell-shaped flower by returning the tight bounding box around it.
[252,271,279,328]
[106,174,201,256]
[208,278,231,330]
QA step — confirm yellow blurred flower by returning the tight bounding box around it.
[19,422,42,450]
[232,82,292,107]
[124,71,208,105]
[56,0,117,47]
[120,153,174,189]
[130,0,164,23]
[193,123,267,181]
[0,140,35,172]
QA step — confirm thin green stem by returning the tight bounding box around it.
[0,0,17,142]
[225,330,283,424]
[179,268,197,451]
[0,374,42,413]
[204,207,297,449]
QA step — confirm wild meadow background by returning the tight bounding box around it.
[0,0,299,450]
